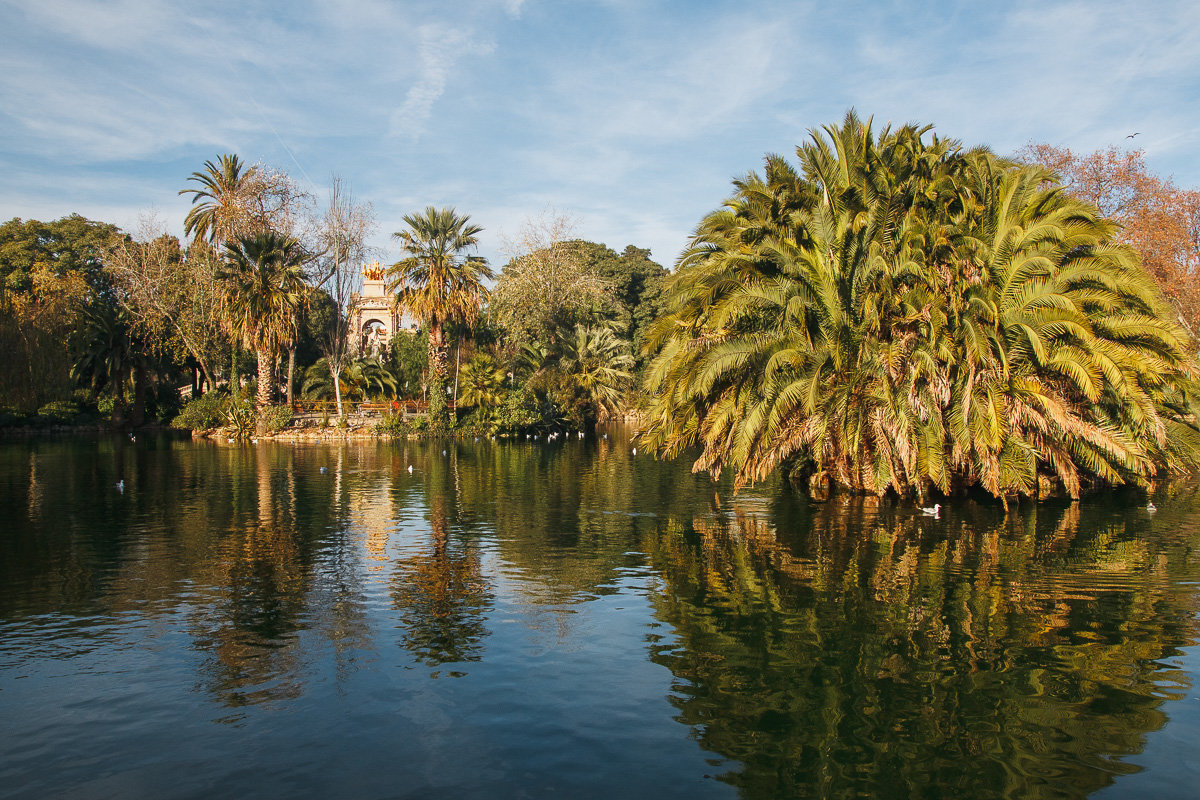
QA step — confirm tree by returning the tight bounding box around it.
[103,215,224,393]
[218,232,309,434]
[0,215,123,409]
[642,111,1200,501]
[180,154,311,392]
[309,177,375,419]
[1018,143,1200,336]
[569,241,668,366]
[489,214,612,347]
[301,355,396,402]
[385,206,492,426]
[457,353,506,410]
[179,154,310,246]
[70,302,150,426]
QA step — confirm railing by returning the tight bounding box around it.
[289,400,453,417]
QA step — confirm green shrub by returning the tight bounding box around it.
[375,413,411,435]
[222,399,256,438]
[493,388,543,434]
[260,404,293,433]
[37,400,82,424]
[172,392,228,430]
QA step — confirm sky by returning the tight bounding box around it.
[2,0,1199,269]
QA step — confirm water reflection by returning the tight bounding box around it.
[1,434,1199,799]
[390,451,493,669]
[643,492,1200,799]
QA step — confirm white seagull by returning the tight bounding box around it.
[921,503,941,517]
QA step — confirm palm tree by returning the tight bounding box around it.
[641,111,1200,501]
[219,231,309,434]
[302,356,398,403]
[386,206,493,426]
[179,154,259,246]
[72,303,137,427]
[457,353,506,410]
[554,324,634,416]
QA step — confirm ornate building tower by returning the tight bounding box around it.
[349,260,401,355]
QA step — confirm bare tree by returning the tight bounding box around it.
[309,177,376,418]
[105,214,225,393]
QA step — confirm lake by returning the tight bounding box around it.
[2,428,1199,799]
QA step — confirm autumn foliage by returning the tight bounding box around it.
[1018,143,1200,336]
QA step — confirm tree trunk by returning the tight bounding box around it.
[256,346,275,435]
[427,321,448,426]
[286,347,296,407]
[452,341,461,415]
[231,347,240,390]
[111,368,128,429]
[131,363,147,427]
[333,368,344,419]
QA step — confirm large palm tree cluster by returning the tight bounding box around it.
[641,112,1200,500]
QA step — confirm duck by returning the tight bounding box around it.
[319,467,327,474]
[1147,501,1157,512]
[407,465,413,473]
[115,479,125,492]
[921,503,941,517]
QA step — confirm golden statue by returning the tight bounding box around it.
[362,259,385,281]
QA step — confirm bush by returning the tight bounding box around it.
[222,399,256,438]
[172,392,227,430]
[493,388,541,434]
[37,400,82,424]
[260,404,293,433]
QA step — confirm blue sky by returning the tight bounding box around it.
[2,0,1198,268]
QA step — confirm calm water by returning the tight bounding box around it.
[2,429,1200,799]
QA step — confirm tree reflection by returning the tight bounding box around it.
[390,448,492,669]
[642,493,1200,799]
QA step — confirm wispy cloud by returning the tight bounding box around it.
[389,25,495,138]
[3,0,1200,271]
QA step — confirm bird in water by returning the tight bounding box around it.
[115,479,124,493]
[632,447,637,455]
[921,503,941,517]
[1147,501,1157,512]
[320,467,327,474]
[407,465,413,473]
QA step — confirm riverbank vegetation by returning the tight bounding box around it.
[3,111,1199,501]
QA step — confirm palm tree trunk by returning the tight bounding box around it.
[427,321,448,425]
[452,342,461,414]
[286,347,296,407]
[256,346,275,435]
